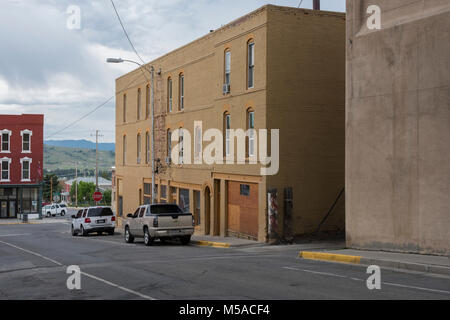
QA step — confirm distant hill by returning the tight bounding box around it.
[44,139,115,151]
[44,145,115,171]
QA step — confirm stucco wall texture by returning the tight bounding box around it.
[346,0,450,255]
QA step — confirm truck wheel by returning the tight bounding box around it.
[181,235,191,245]
[71,225,77,236]
[124,227,134,243]
[80,225,87,237]
[144,228,154,247]
[108,229,115,236]
[61,211,65,216]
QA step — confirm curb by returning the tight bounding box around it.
[299,251,450,276]
[192,240,231,248]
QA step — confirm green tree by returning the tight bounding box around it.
[70,181,96,206]
[43,174,62,202]
[103,189,112,206]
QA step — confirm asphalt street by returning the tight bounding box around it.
[0,209,449,300]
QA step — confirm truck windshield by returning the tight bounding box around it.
[151,205,183,215]
[88,207,114,217]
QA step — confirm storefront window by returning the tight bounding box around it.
[22,188,38,213]
[179,188,190,213]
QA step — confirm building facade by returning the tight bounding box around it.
[346,0,450,255]
[115,5,345,242]
[0,114,44,219]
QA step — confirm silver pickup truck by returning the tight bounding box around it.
[124,204,194,246]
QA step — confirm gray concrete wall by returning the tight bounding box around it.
[346,0,450,255]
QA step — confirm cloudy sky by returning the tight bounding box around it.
[0,0,345,143]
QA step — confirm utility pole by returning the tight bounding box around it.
[75,162,78,207]
[95,130,99,191]
[151,66,156,204]
[50,178,53,203]
[313,0,320,10]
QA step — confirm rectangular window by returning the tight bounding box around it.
[168,78,173,112]
[22,160,30,181]
[160,185,167,200]
[225,51,231,85]
[1,160,9,181]
[248,111,255,157]
[1,133,9,152]
[179,75,184,110]
[22,133,31,152]
[248,42,255,88]
[144,183,151,196]
[178,188,190,213]
[240,184,250,196]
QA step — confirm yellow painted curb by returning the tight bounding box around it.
[299,251,361,264]
[194,240,231,248]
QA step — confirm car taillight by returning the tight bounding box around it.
[153,217,158,228]
[111,216,116,222]
[85,218,91,223]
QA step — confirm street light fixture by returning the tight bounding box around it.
[107,57,157,205]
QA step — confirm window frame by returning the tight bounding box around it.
[137,88,141,121]
[123,94,127,123]
[224,113,231,157]
[0,157,11,182]
[122,135,127,165]
[20,157,32,182]
[247,110,255,157]
[145,131,150,164]
[247,40,255,89]
[1,130,12,153]
[21,129,32,153]
[167,77,173,113]
[167,130,172,159]
[179,74,184,111]
[136,133,141,164]
[224,50,231,86]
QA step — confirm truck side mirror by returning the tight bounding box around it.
[127,214,133,218]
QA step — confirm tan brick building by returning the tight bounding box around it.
[114,5,345,242]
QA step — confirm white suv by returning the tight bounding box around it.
[71,207,115,236]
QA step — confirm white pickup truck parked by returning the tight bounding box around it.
[42,203,67,217]
[124,204,194,246]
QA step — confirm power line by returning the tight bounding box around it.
[110,0,146,65]
[298,0,305,8]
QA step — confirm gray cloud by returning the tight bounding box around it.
[0,0,344,143]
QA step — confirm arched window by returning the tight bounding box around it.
[136,133,141,164]
[224,112,231,156]
[247,40,255,89]
[224,50,231,90]
[167,77,173,113]
[145,132,150,164]
[123,94,127,123]
[146,84,150,119]
[137,88,141,120]
[179,73,184,111]
[122,135,127,165]
[167,129,172,159]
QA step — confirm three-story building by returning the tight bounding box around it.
[0,114,44,219]
[115,5,345,242]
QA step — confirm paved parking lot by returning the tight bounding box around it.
[0,210,449,300]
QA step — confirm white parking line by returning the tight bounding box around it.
[0,239,157,300]
[0,233,31,237]
[283,266,450,295]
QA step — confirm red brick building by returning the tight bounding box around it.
[0,114,44,219]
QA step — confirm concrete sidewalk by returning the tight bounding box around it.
[191,235,267,248]
[0,218,69,225]
[299,248,450,276]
